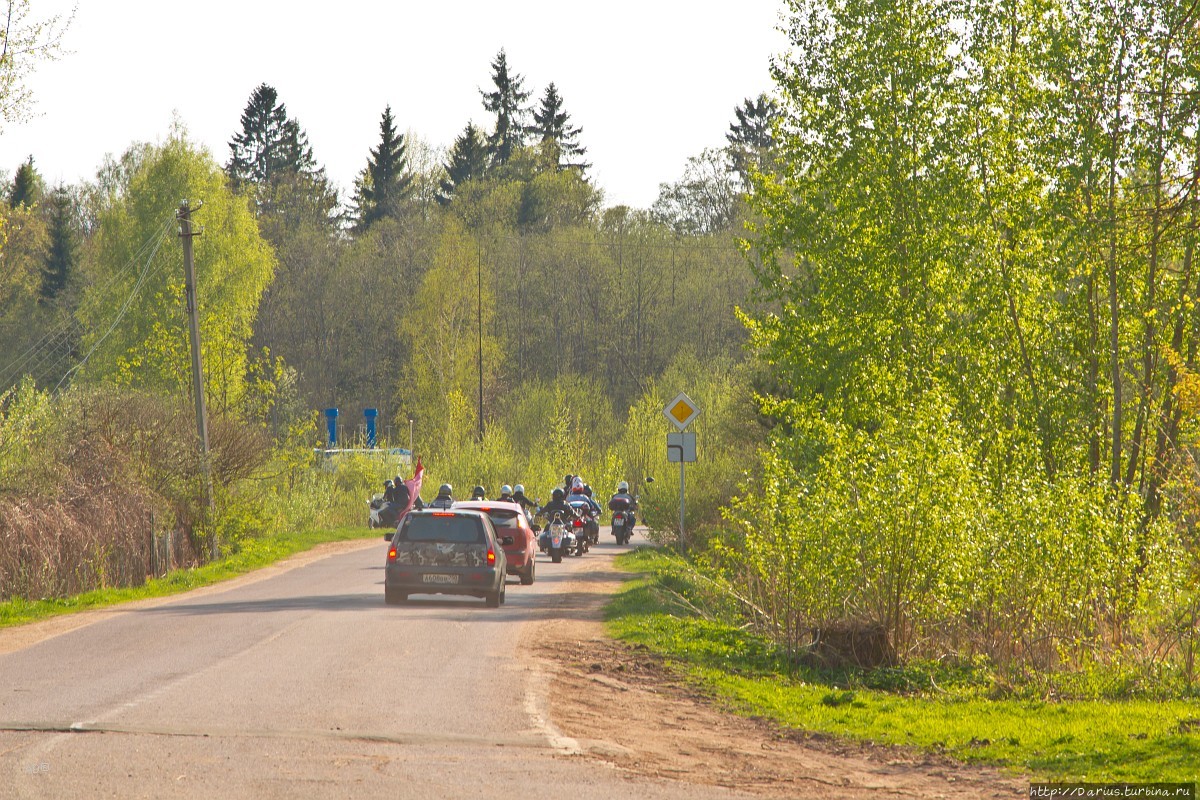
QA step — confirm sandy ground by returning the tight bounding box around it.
[522,553,1028,800]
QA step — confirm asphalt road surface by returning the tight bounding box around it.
[0,527,771,800]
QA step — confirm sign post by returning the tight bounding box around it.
[663,392,701,550]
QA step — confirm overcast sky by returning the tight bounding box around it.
[0,1,788,210]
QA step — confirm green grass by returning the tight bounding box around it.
[605,548,1200,783]
[0,526,375,630]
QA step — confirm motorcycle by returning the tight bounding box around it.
[611,507,636,545]
[568,500,601,546]
[368,493,403,532]
[569,515,590,555]
[538,513,578,564]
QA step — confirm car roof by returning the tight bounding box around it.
[452,500,524,513]
[408,508,493,527]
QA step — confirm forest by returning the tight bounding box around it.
[4,0,1200,698]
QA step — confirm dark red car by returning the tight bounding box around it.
[452,500,537,585]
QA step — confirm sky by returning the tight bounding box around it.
[0,1,789,211]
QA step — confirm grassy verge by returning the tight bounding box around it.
[605,548,1200,783]
[0,526,376,630]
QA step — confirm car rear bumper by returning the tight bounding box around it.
[385,565,504,597]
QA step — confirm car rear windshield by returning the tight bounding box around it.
[399,515,484,543]
[485,510,520,530]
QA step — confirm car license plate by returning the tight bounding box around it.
[422,574,459,584]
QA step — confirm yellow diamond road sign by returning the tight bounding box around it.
[663,392,701,431]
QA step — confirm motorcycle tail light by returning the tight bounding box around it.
[573,519,583,528]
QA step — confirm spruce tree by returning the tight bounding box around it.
[726,93,780,180]
[438,122,490,205]
[40,184,76,302]
[9,155,43,207]
[226,83,336,227]
[480,49,531,167]
[227,84,320,187]
[352,105,413,231]
[531,82,589,173]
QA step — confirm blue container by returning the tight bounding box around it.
[364,408,378,449]
[324,408,339,447]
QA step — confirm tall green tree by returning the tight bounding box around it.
[726,93,780,181]
[480,49,531,167]
[352,105,412,232]
[438,121,489,205]
[530,82,589,173]
[226,84,317,188]
[77,134,275,413]
[226,84,337,229]
[39,184,75,302]
[8,155,42,207]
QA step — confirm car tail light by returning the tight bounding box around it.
[572,518,583,528]
[432,512,454,517]
[487,547,496,566]
[387,546,397,562]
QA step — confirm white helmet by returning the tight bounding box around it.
[514,484,525,494]
[500,484,513,495]
[618,481,629,492]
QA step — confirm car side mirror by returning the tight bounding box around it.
[383,531,393,541]
[501,536,515,546]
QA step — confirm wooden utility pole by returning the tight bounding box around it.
[477,243,484,443]
[178,200,215,559]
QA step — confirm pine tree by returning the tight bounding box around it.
[352,105,413,231]
[480,49,531,167]
[9,155,43,207]
[726,94,780,180]
[227,84,320,188]
[40,184,76,302]
[531,83,589,173]
[438,122,490,205]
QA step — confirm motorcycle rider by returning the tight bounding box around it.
[497,484,515,503]
[471,485,487,501]
[391,474,412,509]
[382,479,395,503]
[569,477,603,516]
[429,483,455,509]
[510,484,536,510]
[537,487,578,523]
[608,480,638,525]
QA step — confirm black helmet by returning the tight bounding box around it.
[384,480,394,488]
[437,483,452,496]
[471,485,486,499]
[551,487,565,501]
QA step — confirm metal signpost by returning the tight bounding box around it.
[663,392,701,549]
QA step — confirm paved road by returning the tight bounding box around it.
[0,528,761,799]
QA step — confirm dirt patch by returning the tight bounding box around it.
[521,556,1027,799]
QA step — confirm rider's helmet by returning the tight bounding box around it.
[551,487,565,501]
[437,483,452,497]
[514,484,525,495]
[384,480,393,488]
[471,485,486,499]
[617,480,629,492]
[395,475,404,484]
[500,484,513,496]
[571,477,585,494]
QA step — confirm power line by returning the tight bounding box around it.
[0,216,176,394]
